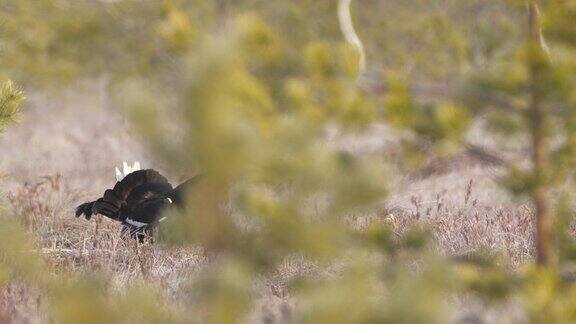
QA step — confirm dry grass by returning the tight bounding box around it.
[0,86,535,323]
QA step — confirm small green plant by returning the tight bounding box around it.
[0,80,23,132]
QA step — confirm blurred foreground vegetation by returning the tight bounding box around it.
[2,0,576,323]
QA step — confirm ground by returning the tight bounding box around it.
[0,83,534,323]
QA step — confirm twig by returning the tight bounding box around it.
[338,0,366,76]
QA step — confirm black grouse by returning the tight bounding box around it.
[75,164,196,240]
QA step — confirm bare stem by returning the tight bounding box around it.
[338,0,366,77]
[527,2,552,266]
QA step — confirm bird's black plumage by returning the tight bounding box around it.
[76,169,196,240]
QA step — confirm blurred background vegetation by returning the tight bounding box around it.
[2,0,576,323]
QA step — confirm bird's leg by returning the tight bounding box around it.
[93,215,102,249]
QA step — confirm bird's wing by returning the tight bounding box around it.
[108,169,169,203]
[75,169,170,221]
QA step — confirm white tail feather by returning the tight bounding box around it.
[115,167,124,181]
[114,161,142,182]
[123,161,130,175]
